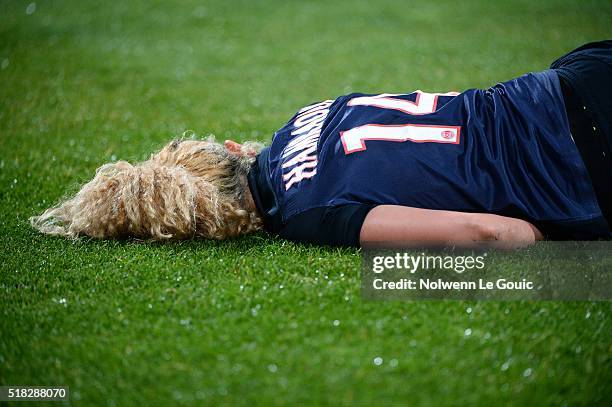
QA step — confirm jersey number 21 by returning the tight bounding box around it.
[340,91,461,154]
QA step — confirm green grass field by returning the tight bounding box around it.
[1,0,611,405]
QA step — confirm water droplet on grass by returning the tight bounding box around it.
[193,6,207,18]
[26,3,36,15]
[267,363,278,373]
[332,319,340,326]
[523,368,533,377]
[389,358,398,368]
[501,360,510,371]
[466,307,472,314]
[464,328,472,336]
[373,357,383,366]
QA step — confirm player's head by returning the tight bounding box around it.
[30,137,264,240]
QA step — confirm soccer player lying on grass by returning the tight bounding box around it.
[31,41,612,248]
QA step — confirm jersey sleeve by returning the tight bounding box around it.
[277,204,376,247]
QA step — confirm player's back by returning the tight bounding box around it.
[260,69,608,239]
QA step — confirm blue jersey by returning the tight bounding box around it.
[257,69,608,239]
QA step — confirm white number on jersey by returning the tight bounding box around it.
[341,91,460,154]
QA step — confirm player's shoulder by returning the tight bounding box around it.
[277,203,376,247]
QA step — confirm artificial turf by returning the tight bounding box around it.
[1,0,611,405]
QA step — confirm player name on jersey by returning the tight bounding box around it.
[281,100,333,190]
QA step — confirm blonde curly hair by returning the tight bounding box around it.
[30,137,264,240]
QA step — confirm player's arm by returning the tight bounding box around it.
[360,205,543,249]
